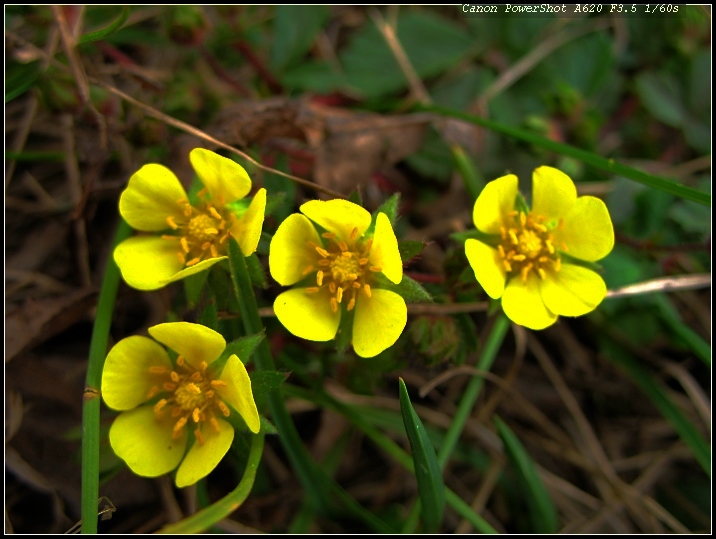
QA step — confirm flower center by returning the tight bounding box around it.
[162,188,237,267]
[146,356,230,445]
[302,227,382,313]
[498,211,565,282]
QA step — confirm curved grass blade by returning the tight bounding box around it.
[600,337,711,477]
[418,104,710,206]
[494,416,558,533]
[157,433,265,534]
[78,6,130,45]
[398,378,445,533]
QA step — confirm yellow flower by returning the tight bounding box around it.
[114,148,267,290]
[269,199,407,358]
[465,166,614,330]
[101,322,260,488]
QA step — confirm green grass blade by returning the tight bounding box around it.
[81,218,132,534]
[78,6,130,45]
[494,416,558,533]
[157,433,265,534]
[399,378,446,532]
[600,337,711,477]
[418,104,710,206]
[451,144,484,201]
[653,294,711,366]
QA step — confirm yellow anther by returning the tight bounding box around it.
[512,254,526,262]
[369,266,382,272]
[503,260,512,272]
[198,187,208,198]
[194,429,205,445]
[338,241,348,251]
[210,417,220,433]
[191,371,203,382]
[359,258,368,265]
[330,298,338,313]
[537,268,547,279]
[350,227,358,240]
[497,244,505,258]
[172,407,183,417]
[200,361,208,371]
[520,212,527,226]
[210,244,219,258]
[220,233,230,244]
[545,240,555,254]
[173,416,187,433]
[316,247,329,258]
[166,216,179,230]
[302,265,315,276]
[329,282,337,293]
[305,287,320,294]
[322,232,336,239]
[154,399,168,414]
[365,239,373,252]
[210,380,227,389]
[347,297,356,311]
[146,385,159,399]
[218,401,230,417]
[149,366,168,374]
[209,207,222,220]
[352,281,361,289]
[177,252,186,264]
[336,287,343,303]
[183,205,193,217]
[318,259,331,267]
[204,227,219,235]
[317,271,324,286]
[363,284,371,298]
[342,251,352,258]
[161,234,178,241]
[534,222,547,233]
[180,237,190,253]
[206,390,215,398]
[554,258,562,272]
[509,230,518,244]
[177,356,185,367]
[186,257,201,266]
[192,408,201,423]
[170,371,180,382]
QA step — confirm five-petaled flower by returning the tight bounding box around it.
[114,148,266,290]
[269,199,407,358]
[465,166,614,330]
[101,322,260,488]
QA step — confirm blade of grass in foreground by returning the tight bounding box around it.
[157,433,265,534]
[418,104,710,206]
[494,416,558,533]
[81,218,132,534]
[399,378,446,533]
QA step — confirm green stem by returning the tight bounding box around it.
[157,433,266,534]
[80,218,132,534]
[227,239,394,533]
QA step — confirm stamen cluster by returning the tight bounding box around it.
[303,227,382,313]
[163,188,236,267]
[147,356,230,445]
[498,211,565,282]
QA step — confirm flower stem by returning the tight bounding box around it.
[156,433,266,534]
[80,218,132,534]
[227,239,393,532]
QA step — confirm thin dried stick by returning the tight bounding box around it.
[606,273,711,299]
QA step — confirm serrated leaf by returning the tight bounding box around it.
[197,298,218,331]
[249,370,288,403]
[375,193,400,225]
[246,253,268,289]
[220,332,266,366]
[398,378,445,532]
[494,416,558,533]
[183,268,209,308]
[341,11,472,99]
[398,240,426,264]
[375,273,432,303]
[271,5,330,72]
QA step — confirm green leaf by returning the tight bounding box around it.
[246,253,268,289]
[341,11,472,99]
[281,61,348,93]
[249,370,289,405]
[78,6,130,45]
[398,378,445,533]
[398,240,426,264]
[375,192,400,225]
[197,298,218,331]
[375,273,432,303]
[5,61,40,103]
[418,104,710,206]
[220,332,266,365]
[183,269,209,308]
[271,5,330,72]
[494,416,559,533]
[635,71,686,128]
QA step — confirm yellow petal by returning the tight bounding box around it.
[531,166,576,222]
[352,288,407,358]
[274,287,340,341]
[269,213,321,286]
[473,174,518,233]
[162,256,227,285]
[148,322,226,369]
[465,239,507,299]
[175,418,234,488]
[230,188,266,256]
[217,355,260,434]
[189,148,251,204]
[369,212,402,284]
[114,236,185,291]
[301,199,372,242]
[540,264,607,317]
[102,336,173,411]
[109,405,187,478]
[119,164,188,231]
[501,276,558,330]
[554,196,614,261]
